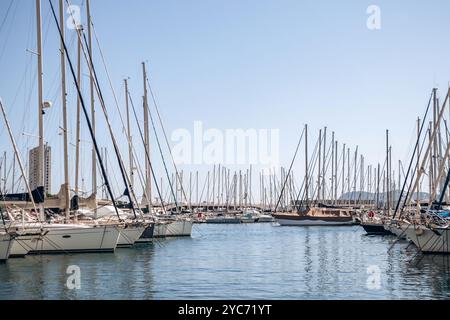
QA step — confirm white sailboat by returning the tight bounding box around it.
[8,222,120,254]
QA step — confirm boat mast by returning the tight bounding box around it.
[305,124,309,206]
[386,130,390,215]
[376,163,380,209]
[75,25,82,199]
[353,147,358,205]
[331,131,335,205]
[86,0,97,215]
[322,127,327,202]
[341,143,345,202]
[317,129,322,204]
[416,118,421,215]
[36,0,45,221]
[59,0,70,222]
[142,62,152,212]
[334,140,338,204]
[347,147,350,207]
[124,78,134,189]
[11,156,15,194]
[2,152,5,194]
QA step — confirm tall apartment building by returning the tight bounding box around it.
[29,144,51,194]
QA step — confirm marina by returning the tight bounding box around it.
[1,0,450,302]
[1,223,450,300]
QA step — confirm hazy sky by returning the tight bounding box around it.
[1,0,450,202]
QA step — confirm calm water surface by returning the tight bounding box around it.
[1,223,450,299]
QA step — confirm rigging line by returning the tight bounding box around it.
[128,93,167,213]
[393,91,433,218]
[146,77,190,206]
[0,0,18,63]
[80,11,142,211]
[64,0,139,217]
[0,0,13,33]
[128,92,167,213]
[295,132,320,209]
[48,0,122,221]
[273,124,304,212]
[79,32,138,218]
[146,93,178,211]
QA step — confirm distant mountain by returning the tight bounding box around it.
[338,190,430,202]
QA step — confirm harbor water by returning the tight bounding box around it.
[1,223,450,300]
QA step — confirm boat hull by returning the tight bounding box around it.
[10,225,120,254]
[117,225,146,247]
[385,222,408,239]
[166,220,193,237]
[205,218,241,224]
[0,233,12,262]
[135,223,155,243]
[257,216,275,223]
[361,222,393,235]
[153,222,168,238]
[274,215,354,226]
[405,226,450,253]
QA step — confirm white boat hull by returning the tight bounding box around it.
[10,233,38,257]
[10,225,120,254]
[405,225,450,253]
[0,233,12,262]
[257,216,275,223]
[153,222,168,238]
[167,220,192,237]
[117,225,146,247]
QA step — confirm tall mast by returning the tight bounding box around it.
[75,26,82,197]
[305,124,309,205]
[386,130,390,215]
[142,62,152,212]
[124,78,134,189]
[353,147,358,205]
[2,152,6,193]
[342,143,345,200]
[196,170,199,204]
[347,148,350,206]
[317,129,322,203]
[86,0,97,210]
[376,163,380,209]
[322,127,327,201]
[59,0,70,222]
[334,140,338,204]
[36,0,45,220]
[331,131,335,204]
[11,155,15,193]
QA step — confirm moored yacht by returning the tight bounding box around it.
[274,207,354,226]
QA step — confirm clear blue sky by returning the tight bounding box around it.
[1,0,449,201]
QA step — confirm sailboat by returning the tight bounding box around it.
[273,125,355,226]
